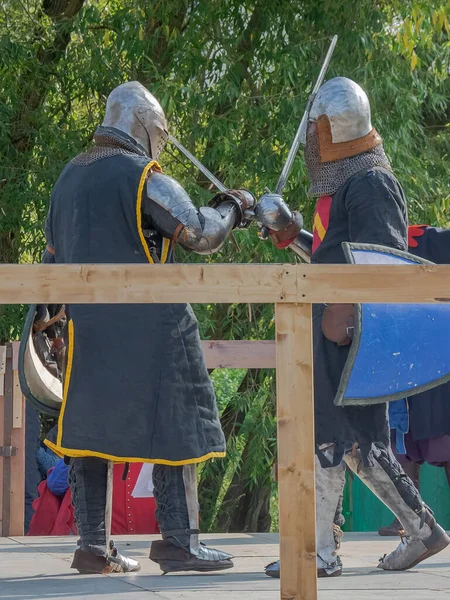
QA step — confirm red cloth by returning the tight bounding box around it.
[312,195,332,254]
[28,473,77,536]
[28,463,159,536]
[408,224,428,248]
[111,463,159,535]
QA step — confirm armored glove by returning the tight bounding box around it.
[254,193,303,249]
[209,189,256,229]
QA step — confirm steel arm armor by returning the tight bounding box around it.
[144,172,254,255]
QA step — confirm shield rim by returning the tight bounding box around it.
[334,242,450,406]
[19,304,63,417]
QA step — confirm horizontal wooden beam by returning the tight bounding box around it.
[297,263,450,303]
[0,263,296,304]
[1,263,450,304]
[202,340,275,369]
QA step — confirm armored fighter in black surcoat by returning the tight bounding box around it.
[22,81,255,574]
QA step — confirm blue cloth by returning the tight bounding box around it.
[388,399,409,454]
[36,444,59,479]
[46,459,70,496]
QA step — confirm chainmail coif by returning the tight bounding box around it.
[305,127,392,197]
[72,126,147,166]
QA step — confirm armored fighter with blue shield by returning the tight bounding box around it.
[258,76,450,578]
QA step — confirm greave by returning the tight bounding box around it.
[315,455,346,573]
[69,457,109,554]
[344,444,428,540]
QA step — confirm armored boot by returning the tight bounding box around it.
[150,464,233,574]
[265,453,345,579]
[345,444,450,571]
[69,458,140,574]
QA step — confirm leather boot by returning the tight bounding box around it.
[151,464,233,574]
[72,543,140,574]
[150,539,233,574]
[69,458,142,574]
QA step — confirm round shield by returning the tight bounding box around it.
[19,305,64,416]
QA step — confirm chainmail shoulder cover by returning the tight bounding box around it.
[72,126,147,166]
[305,128,392,197]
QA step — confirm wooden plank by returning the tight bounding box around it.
[2,345,13,537]
[9,393,25,536]
[296,263,450,303]
[2,262,450,304]
[0,346,5,397]
[12,371,22,429]
[276,303,316,600]
[0,348,4,536]
[10,342,25,533]
[0,263,297,304]
[11,341,20,371]
[202,340,275,369]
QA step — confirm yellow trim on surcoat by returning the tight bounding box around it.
[160,237,170,264]
[44,439,225,466]
[56,319,74,448]
[136,160,162,264]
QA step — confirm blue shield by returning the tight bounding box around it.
[335,243,450,406]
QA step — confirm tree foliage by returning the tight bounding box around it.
[1,0,449,531]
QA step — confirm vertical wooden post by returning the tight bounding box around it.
[276,303,317,600]
[10,342,25,536]
[0,346,6,536]
[1,343,25,537]
[2,344,13,536]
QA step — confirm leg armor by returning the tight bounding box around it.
[334,491,345,528]
[379,443,420,536]
[150,464,233,574]
[344,443,450,570]
[315,456,345,576]
[265,452,345,579]
[69,458,140,574]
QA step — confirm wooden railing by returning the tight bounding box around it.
[1,261,448,600]
[0,342,25,539]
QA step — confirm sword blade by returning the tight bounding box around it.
[274,35,338,195]
[168,134,227,192]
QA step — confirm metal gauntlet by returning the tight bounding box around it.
[254,193,311,260]
[209,189,256,229]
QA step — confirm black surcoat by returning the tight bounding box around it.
[42,152,225,465]
[311,167,408,465]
